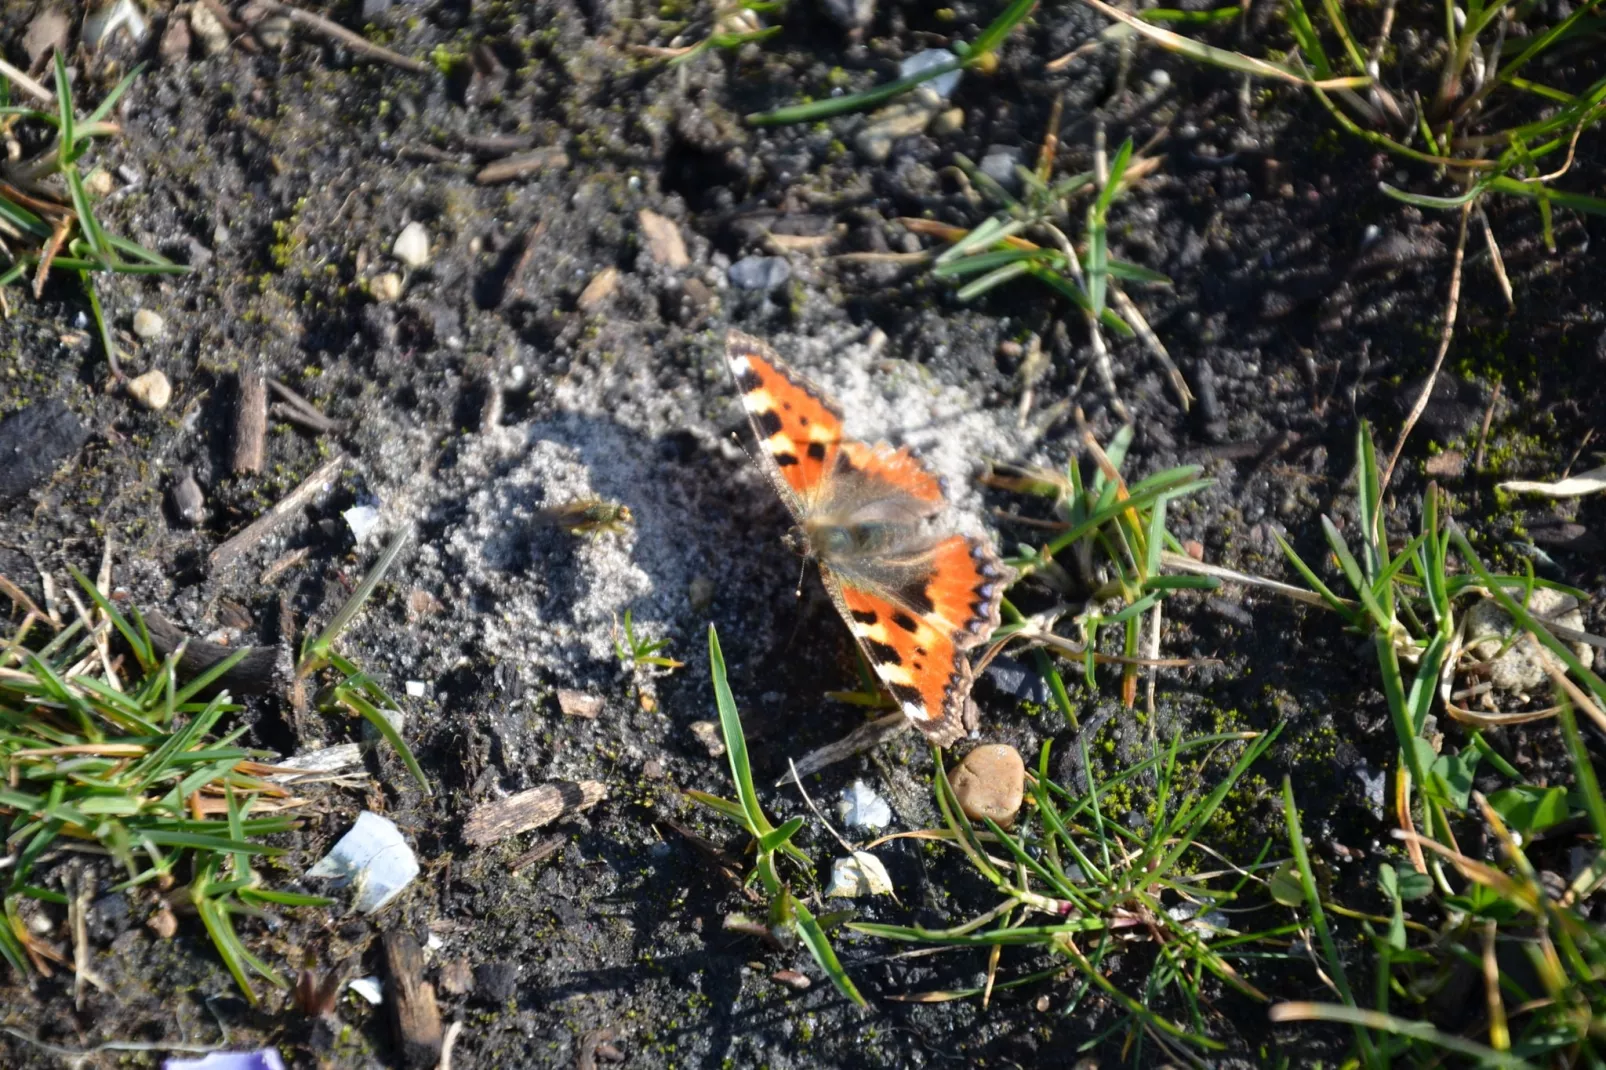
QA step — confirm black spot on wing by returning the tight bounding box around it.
[806,441,827,461]
[756,409,784,438]
[891,611,919,633]
[865,639,901,665]
[850,608,878,625]
[833,451,856,475]
[774,452,799,467]
[734,367,763,393]
[894,578,934,616]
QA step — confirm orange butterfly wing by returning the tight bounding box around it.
[829,534,1009,747]
[725,330,844,510]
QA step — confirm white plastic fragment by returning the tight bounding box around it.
[1498,463,1606,499]
[343,504,381,544]
[838,779,892,830]
[823,852,895,898]
[348,976,384,1005]
[405,680,426,698]
[306,811,419,914]
[393,221,430,269]
[899,49,962,99]
[83,0,149,50]
[163,1051,287,1070]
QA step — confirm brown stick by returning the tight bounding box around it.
[462,781,607,847]
[253,1,432,73]
[384,933,443,1069]
[209,454,345,572]
[475,147,570,185]
[233,372,267,475]
[142,611,282,695]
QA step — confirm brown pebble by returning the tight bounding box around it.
[950,744,1026,828]
[1424,449,1466,478]
[438,957,474,996]
[557,689,603,718]
[638,209,689,268]
[148,906,178,939]
[577,267,620,311]
[1183,539,1205,560]
[772,969,811,991]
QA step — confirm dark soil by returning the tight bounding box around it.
[1,1,1603,1067]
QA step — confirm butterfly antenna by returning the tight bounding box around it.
[794,558,807,601]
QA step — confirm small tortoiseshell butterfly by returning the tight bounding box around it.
[725,330,1013,746]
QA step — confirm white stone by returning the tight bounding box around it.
[371,272,403,302]
[392,221,430,269]
[133,308,165,339]
[823,852,895,898]
[127,369,172,410]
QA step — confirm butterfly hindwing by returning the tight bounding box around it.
[826,534,1011,747]
[725,331,844,507]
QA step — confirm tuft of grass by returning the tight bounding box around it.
[0,568,329,1004]
[1259,423,1606,1066]
[649,0,784,67]
[0,55,188,376]
[614,608,684,673]
[1073,0,1606,235]
[295,528,429,793]
[684,625,867,1006]
[988,427,1216,723]
[855,726,1288,1060]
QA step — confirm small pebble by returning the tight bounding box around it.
[189,1,229,55]
[147,906,178,939]
[979,145,1025,191]
[577,266,620,311]
[772,969,811,991]
[392,221,430,269]
[728,256,790,291]
[638,209,690,269]
[899,49,962,99]
[169,469,204,526]
[370,272,403,302]
[127,369,172,410]
[132,308,165,339]
[929,107,965,137]
[951,744,1026,828]
[690,720,725,758]
[83,169,114,197]
[557,689,602,718]
[1148,68,1171,88]
[348,976,383,1005]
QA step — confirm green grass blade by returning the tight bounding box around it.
[792,898,868,1007]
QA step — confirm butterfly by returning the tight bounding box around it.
[725,330,1013,746]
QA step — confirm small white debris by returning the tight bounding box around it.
[838,780,891,830]
[83,0,149,50]
[405,680,426,698]
[348,976,383,1005]
[127,369,172,410]
[306,811,420,914]
[268,743,364,779]
[425,932,444,952]
[370,272,403,303]
[133,308,165,339]
[690,720,726,758]
[823,851,895,898]
[899,49,962,99]
[343,504,381,545]
[392,221,430,269]
[189,1,229,55]
[1498,463,1606,499]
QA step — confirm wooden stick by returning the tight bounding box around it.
[232,372,267,475]
[384,933,443,1069]
[463,781,607,846]
[209,454,345,572]
[253,1,432,74]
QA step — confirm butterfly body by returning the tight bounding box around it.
[725,330,1012,746]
